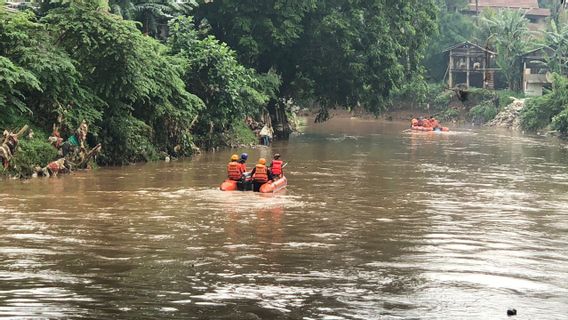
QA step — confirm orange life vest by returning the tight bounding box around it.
[239,162,247,172]
[271,160,283,176]
[431,118,440,128]
[252,164,269,183]
[227,161,243,180]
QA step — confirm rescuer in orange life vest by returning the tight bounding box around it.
[238,152,253,191]
[238,153,248,172]
[250,158,272,192]
[411,117,418,127]
[269,153,284,178]
[429,116,440,129]
[227,154,244,181]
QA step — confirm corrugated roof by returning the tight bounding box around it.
[466,0,550,16]
[443,41,497,54]
[473,0,539,7]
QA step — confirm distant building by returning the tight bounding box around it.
[464,0,550,29]
[521,48,553,96]
[4,0,32,11]
[444,41,499,90]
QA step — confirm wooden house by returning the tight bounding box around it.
[444,41,499,89]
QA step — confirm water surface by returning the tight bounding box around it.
[1,118,568,319]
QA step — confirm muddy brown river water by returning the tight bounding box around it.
[1,118,568,319]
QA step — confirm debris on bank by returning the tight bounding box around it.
[1,120,102,179]
[486,98,526,130]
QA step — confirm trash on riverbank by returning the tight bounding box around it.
[486,98,525,130]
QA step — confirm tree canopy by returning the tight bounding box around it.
[1,0,440,166]
[197,0,438,118]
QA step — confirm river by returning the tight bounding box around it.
[1,118,568,319]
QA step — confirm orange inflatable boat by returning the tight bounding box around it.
[259,176,288,193]
[220,176,287,193]
[411,126,449,132]
[220,179,239,191]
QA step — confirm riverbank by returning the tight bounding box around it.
[0,116,281,179]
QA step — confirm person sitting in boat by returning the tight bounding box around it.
[270,153,284,178]
[239,153,249,172]
[422,117,432,128]
[411,117,418,127]
[417,117,424,127]
[251,158,271,192]
[429,116,440,130]
[227,154,244,181]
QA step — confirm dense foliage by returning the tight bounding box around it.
[0,1,276,168]
[1,0,440,172]
[477,9,532,91]
[423,0,474,81]
[197,0,438,119]
[167,16,280,148]
[521,74,568,133]
[542,20,568,75]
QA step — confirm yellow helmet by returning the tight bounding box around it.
[259,158,266,165]
[231,154,239,161]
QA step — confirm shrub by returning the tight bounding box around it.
[520,74,568,132]
[438,108,460,122]
[551,107,568,134]
[469,100,498,124]
[432,90,454,111]
[10,136,58,178]
[226,120,258,146]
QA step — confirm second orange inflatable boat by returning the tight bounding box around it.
[220,176,287,193]
[411,126,449,132]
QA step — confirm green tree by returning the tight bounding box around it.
[197,0,317,68]
[521,73,568,132]
[542,20,568,75]
[43,3,203,163]
[109,0,197,37]
[167,16,278,147]
[198,0,438,119]
[424,0,474,81]
[0,5,100,131]
[478,9,532,91]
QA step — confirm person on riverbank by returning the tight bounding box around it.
[251,158,271,192]
[259,124,273,146]
[270,153,284,178]
[227,154,244,181]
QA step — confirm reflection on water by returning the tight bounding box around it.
[1,118,568,319]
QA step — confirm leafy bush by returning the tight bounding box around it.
[438,108,460,122]
[496,90,521,110]
[469,100,498,124]
[390,80,450,111]
[225,120,258,146]
[168,17,272,138]
[521,74,568,132]
[432,89,454,111]
[99,113,158,165]
[551,107,568,134]
[10,136,58,178]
